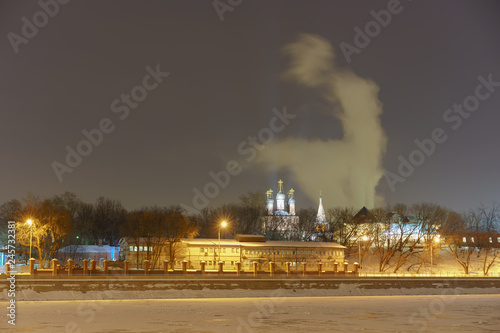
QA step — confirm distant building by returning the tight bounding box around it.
[57,245,119,266]
[119,234,345,271]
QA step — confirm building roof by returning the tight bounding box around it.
[59,245,117,253]
[120,237,345,249]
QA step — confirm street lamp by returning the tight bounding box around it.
[358,235,369,266]
[218,221,227,262]
[430,234,440,274]
[26,219,33,260]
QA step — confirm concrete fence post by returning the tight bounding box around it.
[318,262,323,276]
[83,259,89,276]
[343,262,349,274]
[29,258,35,276]
[218,261,224,275]
[68,259,74,276]
[90,259,96,275]
[103,260,108,275]
[6,262,11,277]
[52,258,58,276]
[200,261,206,275]
[144,260,150,275]
[286,262,291,277]
[253,261,258,277]
[269,262,275,277]
[302,262,307,277]
[236,262,241,277]
[124,260,129,275]
[182,260,188,275]
[333,262,338,274]
[163,260,169,275]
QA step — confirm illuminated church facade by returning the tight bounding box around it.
[262,179,300,240]
[262,179,331,241]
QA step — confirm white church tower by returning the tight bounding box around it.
[317,191,327,224]
[266,189,274,215]
[288,188,296,215]
[276,180,285,211]
[312,191,330,241]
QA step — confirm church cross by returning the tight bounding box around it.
[278,179,283,192]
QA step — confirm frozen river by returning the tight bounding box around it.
[2,294,499,332]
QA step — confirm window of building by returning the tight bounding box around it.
[129,246,134,252]
[463,237,467,243]
[489,237,493,243]
[139,246,143,251]
[498,237,500,243]
[200,248,204,253]
[209,248,213,253]
[231,261,234,265]
[149,247,153,252]
[471,237,475,243]
[236,248,239,253]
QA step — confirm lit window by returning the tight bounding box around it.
[139,246,143,251]
[463,237,467,243]
[149,247,152,252]
[129,246,133,252]
[489,237,493,243]
[497,237,500,243]
[471,237,475,243]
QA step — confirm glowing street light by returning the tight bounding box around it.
[218,221,227,262]
[358,235,369,266]
[26,219,33,260]
[430,234,440,274]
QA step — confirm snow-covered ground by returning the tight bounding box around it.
[2,295,499,332]
[348,248,500,276]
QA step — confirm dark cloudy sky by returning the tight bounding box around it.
[1,0,499,214]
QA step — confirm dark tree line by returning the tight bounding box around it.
[1,191,498,274]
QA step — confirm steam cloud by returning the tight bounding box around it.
[257,34,387,208]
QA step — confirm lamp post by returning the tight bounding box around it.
[358,235,369,266]
[218,221,227,262]
[430,234,440,274]
[27,219,33,260]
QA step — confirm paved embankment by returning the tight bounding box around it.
[2,276,499,301]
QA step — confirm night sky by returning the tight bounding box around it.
[1,1,499,214]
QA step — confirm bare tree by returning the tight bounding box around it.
[442,210,476,274]
[476,203,500,276]
[326,206,358,250]
[15,194,72,268]
[93,197,126,245]
[298,207,317,241]
[163,206,199,266]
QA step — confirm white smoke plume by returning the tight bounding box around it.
[257,34,387,208]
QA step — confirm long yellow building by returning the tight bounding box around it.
[119,234,345,272]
